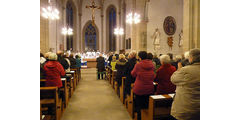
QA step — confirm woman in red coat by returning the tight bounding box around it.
[44,53,65,88]
[131,51,155,120]
[155,55,176,94]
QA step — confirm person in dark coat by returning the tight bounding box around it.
[124,51,137,98]
[69,53,76,68]
[57,51,69,70]
[96,54,105,79]
[153,55,160,65]
[155,55,176,94]
[107,52,113,66]
[75,55,81,68]
[171,55,182,70]
[167,53,175,66]
[115,54,128,87]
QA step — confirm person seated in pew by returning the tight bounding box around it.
[69,53,77,69]
[96,54,105,79]
[40,52,51,79]
[170,48,200,120]
[63,53,71,72]
[181,51,190,67]
[75,55,81,69]
[131,51,155,120]
[147,53,157,73]
[110,56,117,70]
[172,55,183,70]
[124,51,137,99]
[115,54,127,88]
[43,53,65,88]
[40,53,46,79]
[57,51,69,71]
[155,55,176,95]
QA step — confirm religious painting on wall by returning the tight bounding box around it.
[163,16,176,50]
[163,16,177,35]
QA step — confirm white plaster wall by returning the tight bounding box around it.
[81,0,102,51]
[147,0,183,56]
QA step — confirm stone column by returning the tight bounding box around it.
[183,0,200,52]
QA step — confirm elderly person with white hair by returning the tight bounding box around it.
[155,55,176,94]
[181,51,190,67]
[43,53,65,88]
[170,48,200,120]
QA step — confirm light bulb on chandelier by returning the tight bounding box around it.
[126,12,141,24]
[62,27,73,35]
[114,28,124,35]
[41,0,60,20]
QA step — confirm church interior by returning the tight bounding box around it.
[40,0,200,120]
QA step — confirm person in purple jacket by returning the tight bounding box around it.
[131,51,155,120]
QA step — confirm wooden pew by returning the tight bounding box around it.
[70,68,78,84]
[120,77,126,104]
[66,71,76,91]
[60,78,69,110]
[126,83,134,118]
[141,94,174,120]
[111,70,117,89]
[40,87,62,120]
[40,78,69,110]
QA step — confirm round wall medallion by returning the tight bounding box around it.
[163,16,177,36]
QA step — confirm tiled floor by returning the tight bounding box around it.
[61,68,131,120]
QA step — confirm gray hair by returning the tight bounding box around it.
[48,53,58,61]
[160,55,171,64]
[189,48,200,63]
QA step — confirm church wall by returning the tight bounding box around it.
[103,0,119,53]
[147,0,183,56]
[81,0,102,52]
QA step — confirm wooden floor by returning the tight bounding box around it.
[61,68,131,120]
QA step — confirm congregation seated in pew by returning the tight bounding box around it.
[131,51,155,120]
[110,55,117,70]
[170,48,200,120]
[115,54,127,89]
[43,53,65,88]
[69,53,77,69]
[124,51,137,100]
[155,55,176,95]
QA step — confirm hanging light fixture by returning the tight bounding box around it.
[41,0,60,20]
[61,26,73,35]
[126,12,141,24]
[114,27,124,35]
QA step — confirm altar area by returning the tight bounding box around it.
[79,51,108,68]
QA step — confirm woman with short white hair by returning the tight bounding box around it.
[155,55,176,94]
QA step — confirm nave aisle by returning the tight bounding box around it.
[61,68,131,120]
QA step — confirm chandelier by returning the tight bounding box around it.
[61,27,73,35]
[114,27,124,35]
[41,0,60,20]
[126,12,141,24]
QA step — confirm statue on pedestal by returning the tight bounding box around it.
[152,28,161,51]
